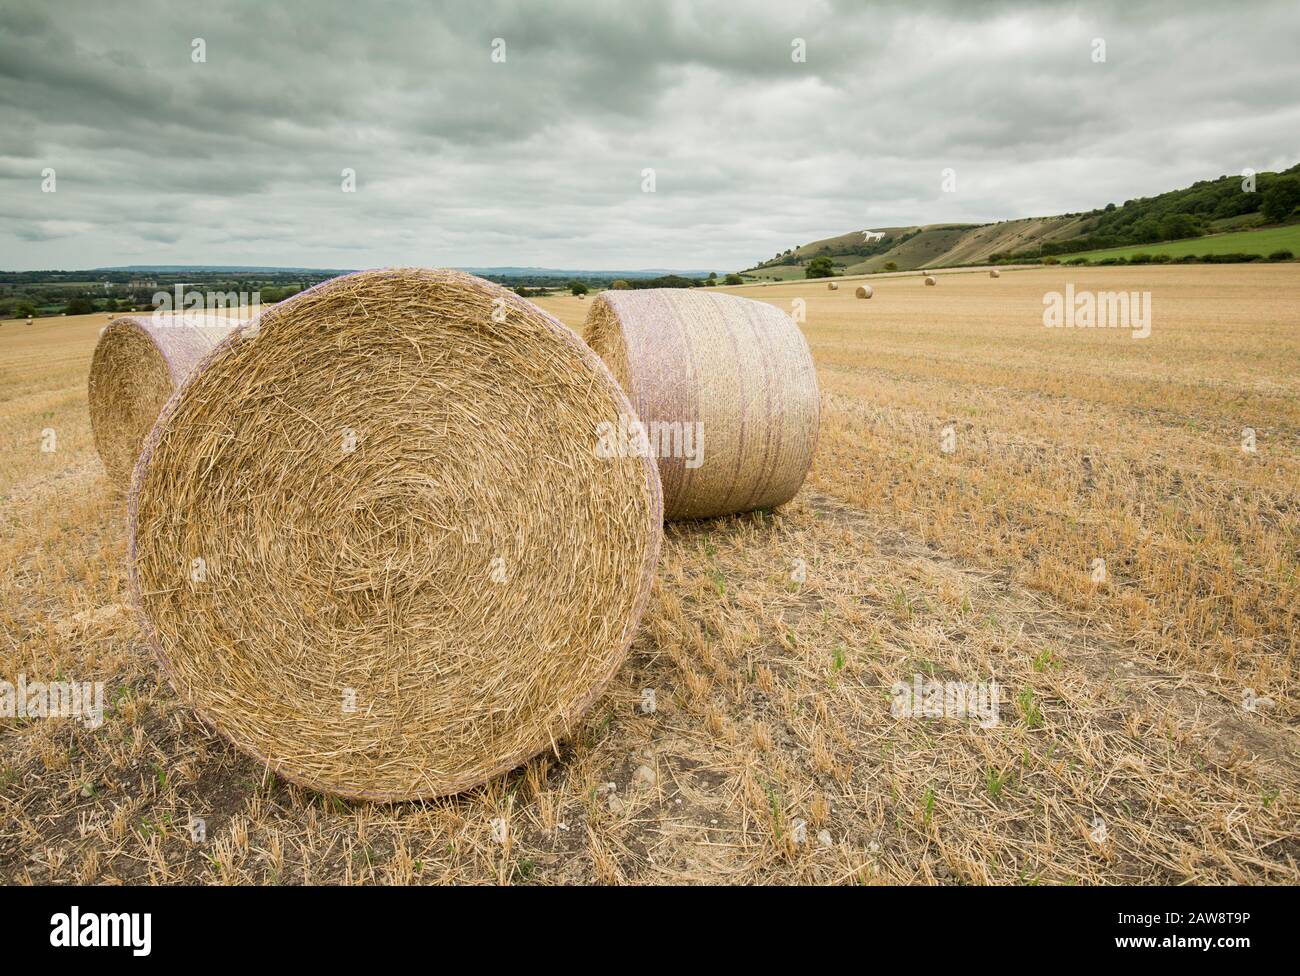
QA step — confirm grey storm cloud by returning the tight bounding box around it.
[1,0,1297,270]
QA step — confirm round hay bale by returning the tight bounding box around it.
[129,268,662,801]
[924,275,937,286]
[989,269,1001,278]
[89,314,241,488]
[827,281,839,290]
[855,285,873,299]
[583,288,819,521]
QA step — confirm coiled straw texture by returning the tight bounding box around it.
[129,268,663,801]
[89,314,240,487]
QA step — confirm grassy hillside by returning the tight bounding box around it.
[845,225,969,273]
[740,218,1085,279]
[1064,223,1300,262]
[744,164,1300,277]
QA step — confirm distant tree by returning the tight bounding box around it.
[882,261,898,272]
[64,296,95,315]
[805,256,836,279]
[610,279,631,290]
[724,273,744,285]
[626,275,697,290]
[1131,219,1161,243]
[567,280,589,296]
[1261,176,1300,223]
[15,302,36,319]
[707,271,717,281]
[1157,213,1201,241]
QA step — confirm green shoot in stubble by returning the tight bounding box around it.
[710,568,726,597]
[765,782,785,839]
[1017,687,1043,729]
[986,766,1012,800]
[826,644,847,689]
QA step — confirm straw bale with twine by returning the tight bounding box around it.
[584,288,819,521]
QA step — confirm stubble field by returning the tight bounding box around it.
[1,265,1296,884]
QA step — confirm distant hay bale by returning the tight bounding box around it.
[827,281,839,290]
[89,314,240,488]
[990,269,1001,278]
[584,288,819,521]
[855,285,873,299]
[924,275,937,286]
[129,268,662,801]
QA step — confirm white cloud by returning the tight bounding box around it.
[1,0,1297,270]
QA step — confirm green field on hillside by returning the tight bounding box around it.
[1069,224,1299,261]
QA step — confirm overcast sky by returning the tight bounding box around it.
[2,0,1297,272]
